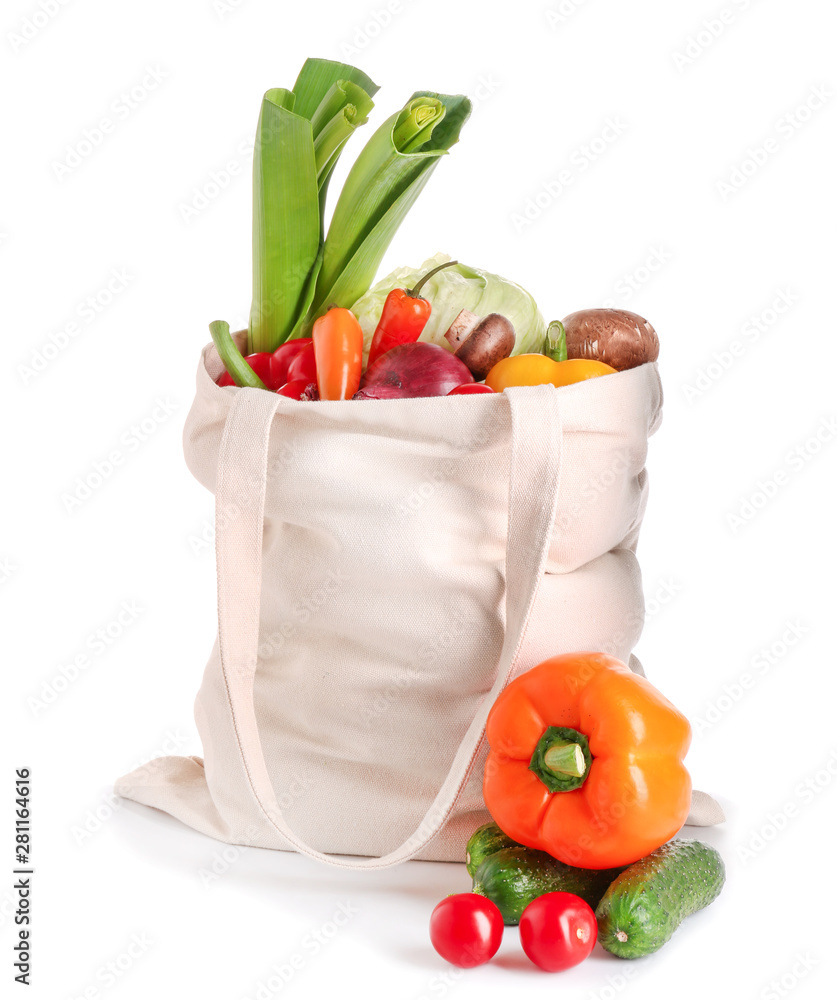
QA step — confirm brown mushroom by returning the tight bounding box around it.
[563,308,659,371]
[444,310,516,380]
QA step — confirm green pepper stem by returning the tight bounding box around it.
[406,260,460,299]
[528,725,592,793]
[544,320,567,362]
[209,320,267,389]
[543,741,587,779]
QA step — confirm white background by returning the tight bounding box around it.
[4,0,836,997]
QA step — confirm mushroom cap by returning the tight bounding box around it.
[455,313,516,381]
[563,308,659,371]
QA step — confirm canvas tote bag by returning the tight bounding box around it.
[116,339,722,869]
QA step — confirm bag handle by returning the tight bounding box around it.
[215,385,562,869]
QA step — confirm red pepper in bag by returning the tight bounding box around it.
[367,261,460,366]
[216,342,312,390]
[271,337,312,386]
[287,341,318,384]
[216,352,274,388]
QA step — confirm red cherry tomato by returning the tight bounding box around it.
[276,379,319,400]
[216,352,275,388]
[271,338,312,387]
[519,892,597,972]
[287,341,317,383]
[447,383,495,395]
[429,894,504,968]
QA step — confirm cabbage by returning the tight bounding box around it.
[350,253,546,359]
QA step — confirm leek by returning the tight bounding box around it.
[248,60,378,354]
[308,90,471,323]
[240,60,469,361]
[248,88,321,354]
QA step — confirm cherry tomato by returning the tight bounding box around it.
[447,383,495,395]
[429,893,504,968]
[519,892,597,972]
[216,352,275,387]
[276,379,318,400]
[287,341,317,383]
[271,338,312,387]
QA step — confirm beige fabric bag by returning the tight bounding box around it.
[116,341,722,869]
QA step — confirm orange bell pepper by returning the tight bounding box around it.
[483,652,692,869]
[484,354,615,392]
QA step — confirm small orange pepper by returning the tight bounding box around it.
[483,652,692,869]
[312,307,364,400]
[485,354,616,392]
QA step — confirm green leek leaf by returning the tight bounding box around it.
[309,91,471,320]
[248,89,320,354]
[291,57,378,123]
[392,96,445,153]
[312,80,375,184]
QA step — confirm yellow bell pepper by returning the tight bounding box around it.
[485,354,616,392]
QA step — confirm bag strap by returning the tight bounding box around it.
[215,385,562,869]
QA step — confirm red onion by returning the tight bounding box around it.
[354,342,474,399]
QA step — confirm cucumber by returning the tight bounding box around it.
[595,839,725,959]
[472,846,625,925]
[465,822,521,878]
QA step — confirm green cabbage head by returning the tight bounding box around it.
[350,253,546,359]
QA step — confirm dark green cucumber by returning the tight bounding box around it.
[472,846,625,925]
[596,839,725,959]
[465,822,521,878]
